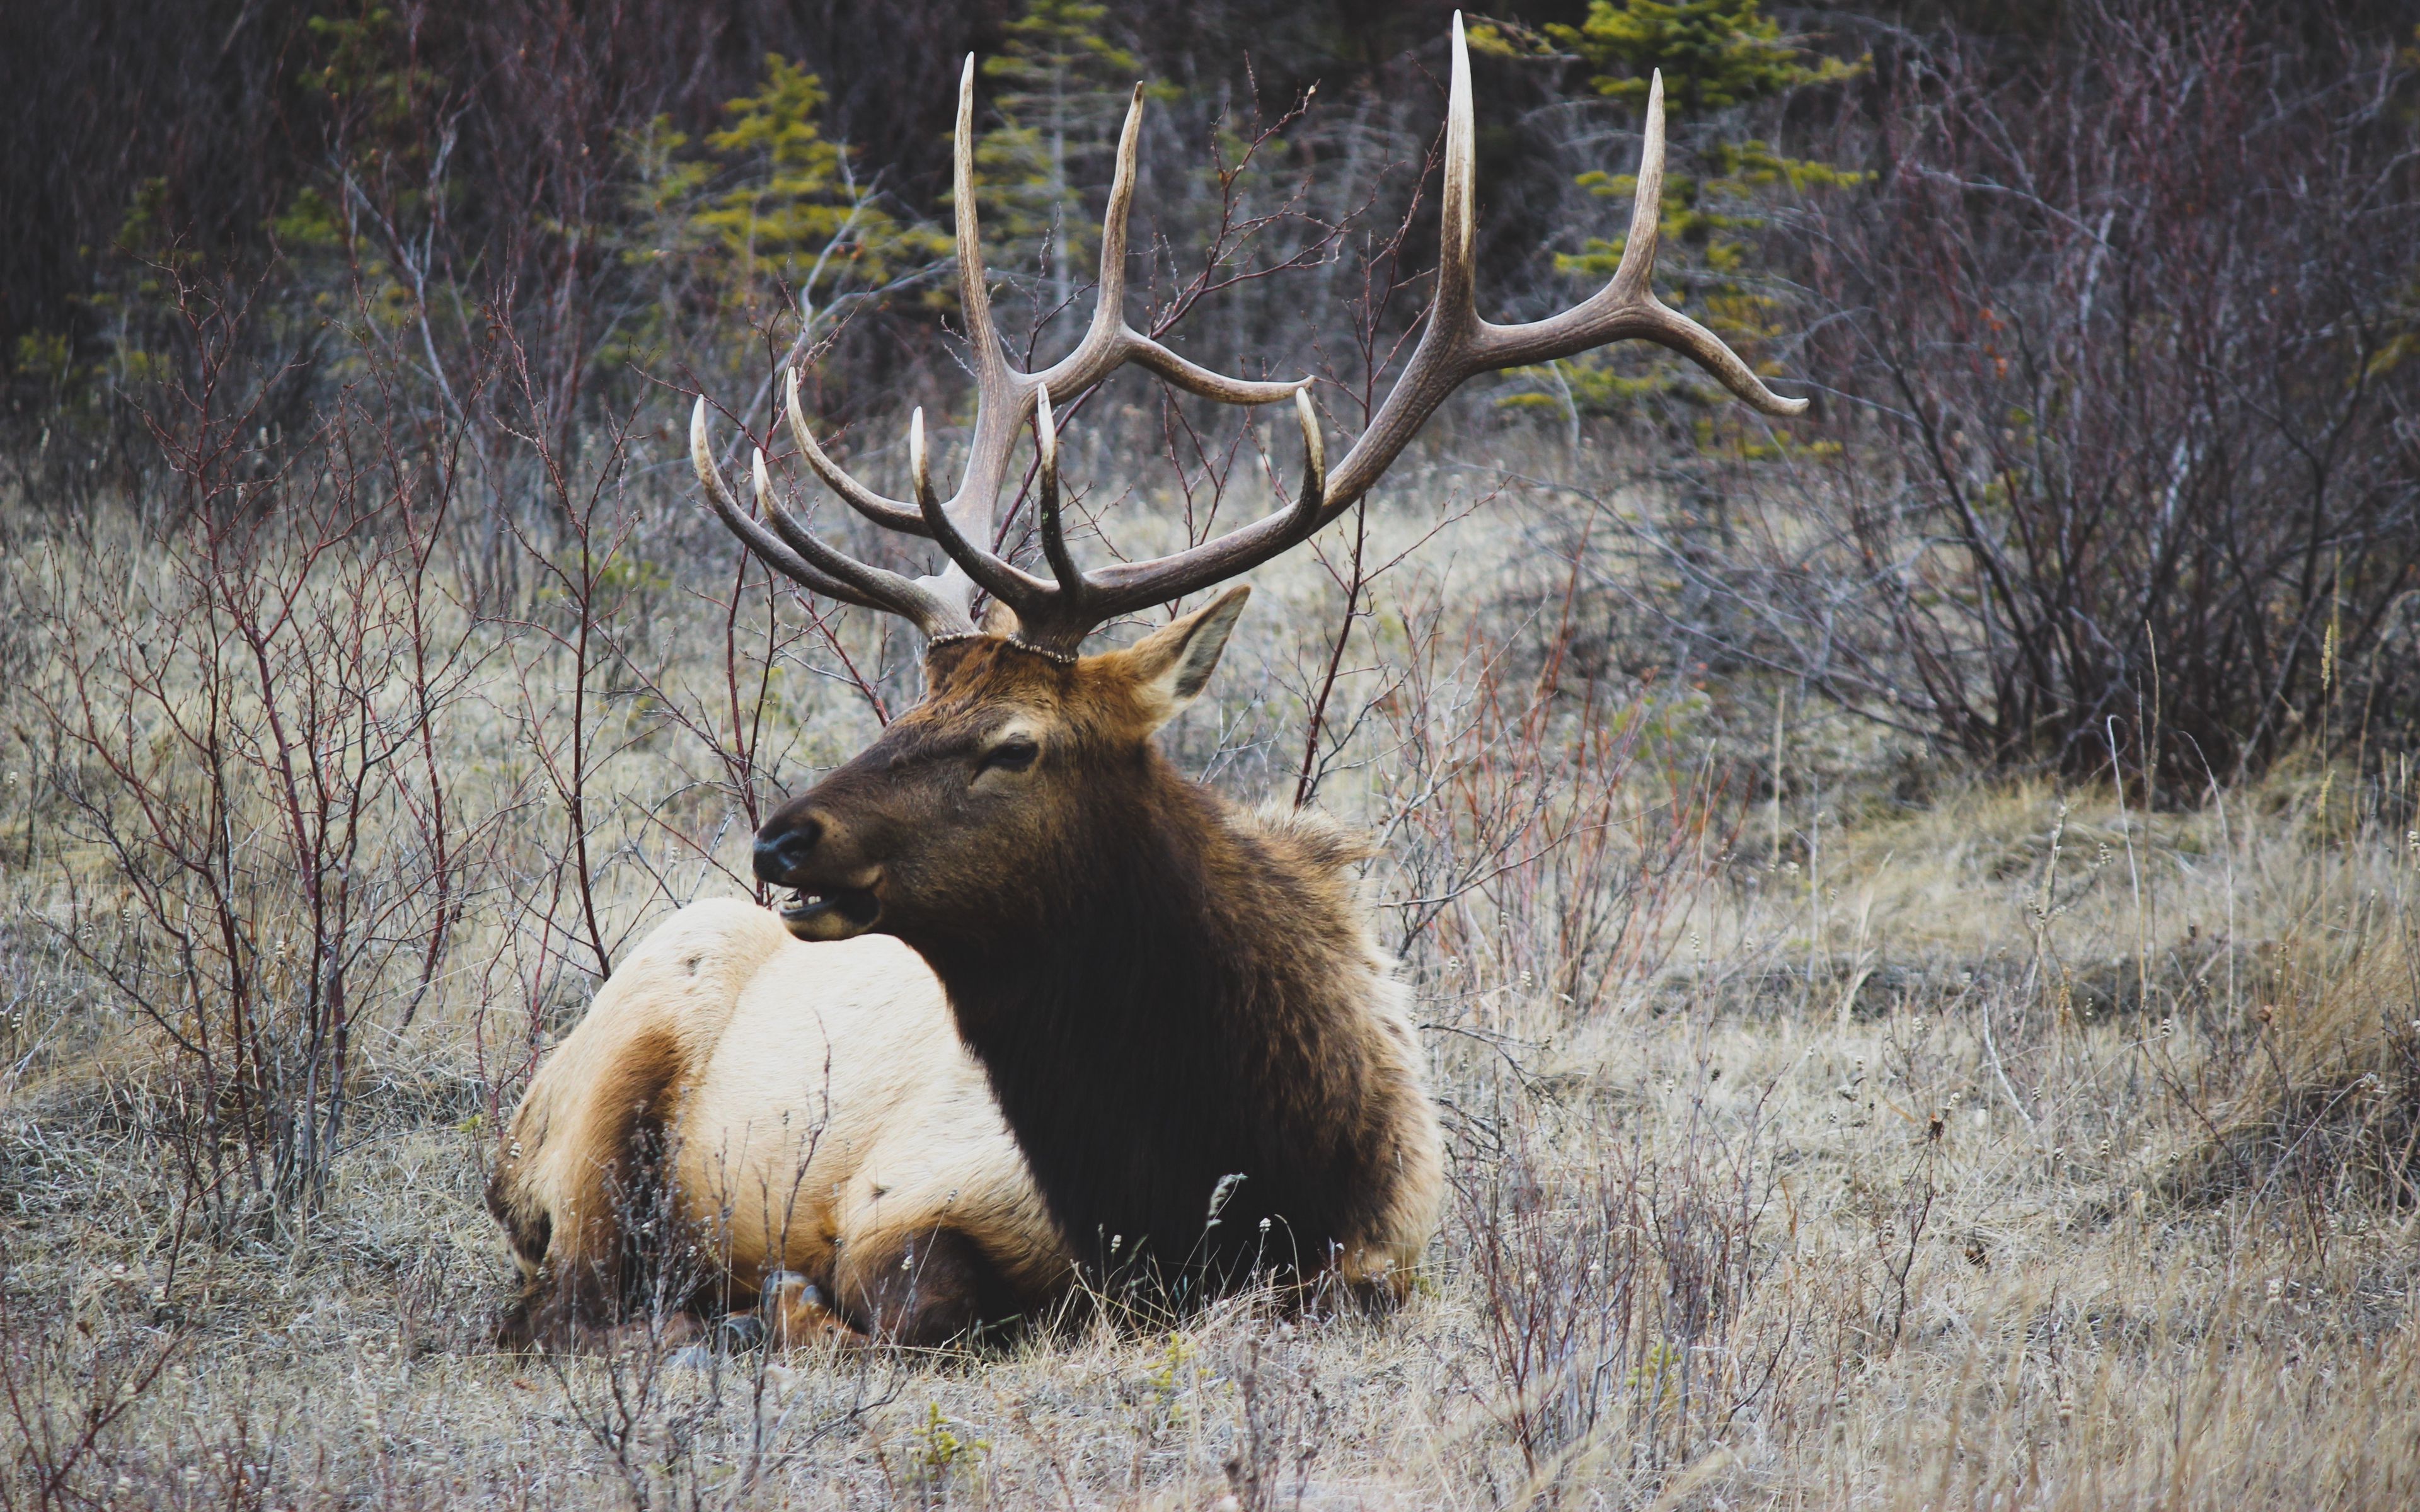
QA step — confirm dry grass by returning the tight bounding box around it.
[2,459,2415,1510]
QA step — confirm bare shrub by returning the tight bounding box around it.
[2160,831,2420,1212]
[21,275,485,1234]
[1453,1072,1787,1489]
[1214,1325,1331,1512]
[0,1281,185,1512]
[1374,563,1719,1012]
[1667,0,2420,787]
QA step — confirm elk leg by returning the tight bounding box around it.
[495,1282,704,1356]
[833,1226,1008,1347]
[758,1269,863,1349]
[603,1310,703,1353]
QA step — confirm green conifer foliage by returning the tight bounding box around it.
[665,55,944,304]
[969,0,1153,314]
[1482,1,1858,423]
[613,54,947,385]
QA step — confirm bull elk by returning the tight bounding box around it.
[492,14,1804,1347]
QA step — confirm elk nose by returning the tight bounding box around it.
[752,815,824,885]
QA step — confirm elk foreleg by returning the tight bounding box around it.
[757,1269,861,1348]
[831,1226,1009,1348]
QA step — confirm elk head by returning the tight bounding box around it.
[693,13,1806,946]
[750,587,1250,946]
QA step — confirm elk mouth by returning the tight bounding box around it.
[778,886,882,942]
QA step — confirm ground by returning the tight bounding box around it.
[4,759,2413,1508]
[3,471,2415,1509]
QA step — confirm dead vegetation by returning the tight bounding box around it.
[1,3,2414,1504]
[2,454,2415,1506]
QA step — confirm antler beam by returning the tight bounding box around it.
[694,11,1807,654]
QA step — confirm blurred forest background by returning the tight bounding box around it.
[7,0,2419,779]
[2,1,2419,1506]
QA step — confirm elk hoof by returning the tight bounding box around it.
[759,1271,858,1349]
[717,1312,766,1351]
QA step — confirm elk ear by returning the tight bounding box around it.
[1121,585,1251,732]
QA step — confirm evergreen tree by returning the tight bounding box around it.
[1480,1,1859,420]
[614,54,947,386]
[969,0,1151,314]
[631,55,943,307]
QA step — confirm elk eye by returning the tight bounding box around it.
[977,736,1039,776]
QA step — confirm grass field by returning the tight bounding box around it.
[3,474,2415,1510]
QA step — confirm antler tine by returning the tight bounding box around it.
[1032,79,1301,406]
[1435,7,1478,326]
[746,439,972,634]
[785,370,930,537]
[1033,388,1085,597]
[894,52,1059,629]
[689,399,972,634]
[1080,85,1146,353]
[1288,386,1327,528]
[690,401,861,604]
[1607,70,1668,305]
[1114,346,1308,408]
[952,55,1006,382]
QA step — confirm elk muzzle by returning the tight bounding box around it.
[753,808,884,942]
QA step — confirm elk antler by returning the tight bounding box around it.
[693,12,1807,654]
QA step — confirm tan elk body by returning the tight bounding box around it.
[488,903,1065,1345]
[490,13,1803,1346]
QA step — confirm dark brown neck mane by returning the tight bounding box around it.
[904,752,1418,1294]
